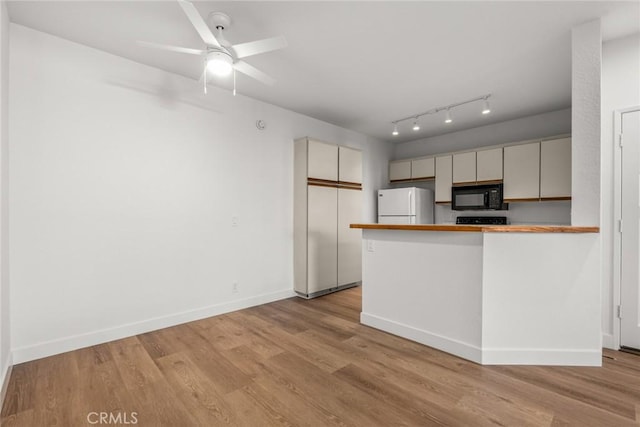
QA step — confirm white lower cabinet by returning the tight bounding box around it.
[307,185,338,294]
[338,188,362,286]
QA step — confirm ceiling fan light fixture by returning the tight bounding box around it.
[207,50,233,76]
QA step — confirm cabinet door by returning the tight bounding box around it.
[308,139,338,181]
[411,157,435,179]
[540,138,571,199]
[503,142,540,201]
[476,148,503,182]
[307,185,338,293]
[452,152,477,184]
[339,146,362,184]
[338,188,362,286]
[389,160,411,182]
[435,155,453,203]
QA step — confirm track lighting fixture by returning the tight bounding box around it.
[482,98,491,115]
[445,109,452,124]
[389,94,491,137]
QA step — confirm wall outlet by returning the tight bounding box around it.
[367,240,375,252]
[232,282,239,293]
[232,216,239,227]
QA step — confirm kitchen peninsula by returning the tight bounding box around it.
[351,224,601,366]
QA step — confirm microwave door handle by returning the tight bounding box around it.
[484,192,488,207]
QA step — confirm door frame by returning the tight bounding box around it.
[613,105,640,350]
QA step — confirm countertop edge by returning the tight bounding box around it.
[350,224,600,233]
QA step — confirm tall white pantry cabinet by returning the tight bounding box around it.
[294,137,363,299]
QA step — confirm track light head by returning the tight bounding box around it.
[444,109,452,124]
[482,98,491,115]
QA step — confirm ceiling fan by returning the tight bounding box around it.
[138,0,287,94]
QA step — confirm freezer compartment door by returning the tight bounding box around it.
[378,188,414,216]
[378,215,416,225]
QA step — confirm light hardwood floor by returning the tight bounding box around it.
[1,287,639,426]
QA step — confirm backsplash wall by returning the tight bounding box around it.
[390,181,571,225]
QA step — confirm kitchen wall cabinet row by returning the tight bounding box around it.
[389,136,571,203]
[294,137,362,299]
[388,157,435,182]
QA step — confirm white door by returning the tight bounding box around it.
[621,109,640,350]
[307,185,338,294]
[308,139,338,181]
[378,188,414,216]
[338,146,362,184]
[338,188,362,286]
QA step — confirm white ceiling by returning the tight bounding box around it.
[6,1,640,143]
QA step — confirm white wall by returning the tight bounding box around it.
[601,33,640,347]
[391,109,572,225]
[9,24,393,363]
[0,0,11,401]
[571,20,601,226]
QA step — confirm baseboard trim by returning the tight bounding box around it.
[360,312,482,364]
[602,333,615,350]
[1,352,13,410]
[360,312,602,366]
[481,348,602,366]
[12,288,296,364]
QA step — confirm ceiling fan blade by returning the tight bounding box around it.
[177,0,221,48]
[137,40,205,56]
[232,35,288,59]
[233,61,276,86]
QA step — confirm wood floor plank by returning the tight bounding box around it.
[154,351,239,426]
[107,336,194,426]
[2,286,640,426]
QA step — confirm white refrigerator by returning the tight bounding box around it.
[377,187,434,224]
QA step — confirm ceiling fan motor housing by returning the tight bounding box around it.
[209,11,231,30]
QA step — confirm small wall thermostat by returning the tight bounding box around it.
[256,120,266,130]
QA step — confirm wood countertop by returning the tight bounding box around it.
[350,224,600,233]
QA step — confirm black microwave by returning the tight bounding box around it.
[451,183,508,211]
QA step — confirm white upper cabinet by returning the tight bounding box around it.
[452,152,477,184]
[339,146,362,184]
[389,160,411,182]
[435,155,453,203]
[540,137,571,199]
[476,148,503,182]
[503,142,540,201]
[411,157,435,180]
[308,139,338,181]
